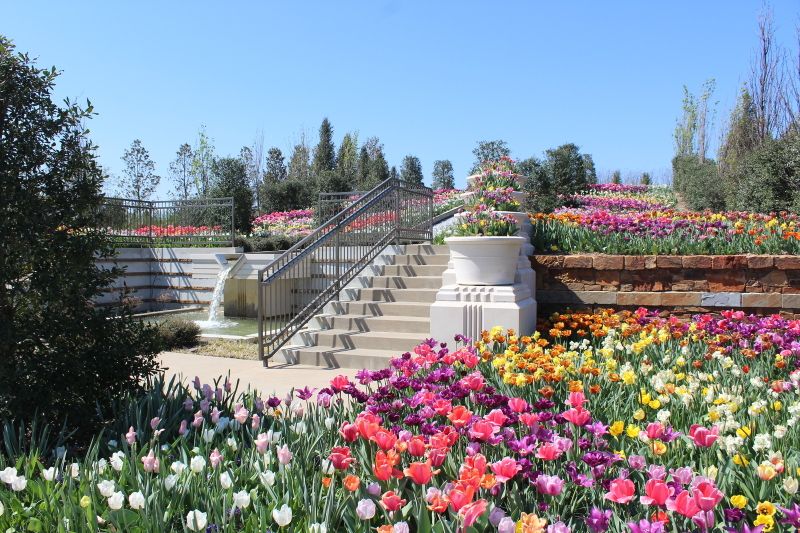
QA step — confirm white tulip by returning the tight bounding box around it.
[259,470,275,487]
[107,491,124,510]
[324,417,335,430]
[784,477,799,495]
[97,479,116,497]
[164,474,178,491]
[171,461,186,475]
[11,476,27,492]
[0,467,17,484]
[110,451,124,472]
[226,437,238,451]
[310,523,327,533]
[202,429,215,443]
[272,504,292,527]
[70,463,80,479]
[96,459,108,475]
[128,491,145,510]
[233,489,251,509]
[0,499,4,516]
[186,509,208,531]
[219,471,232,490]
[42,467,55,481]
[320,460,335,475]
[190,456,206,473]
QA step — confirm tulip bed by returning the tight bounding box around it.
[2,309,800,532]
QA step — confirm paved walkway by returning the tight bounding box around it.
[158,352,358,397]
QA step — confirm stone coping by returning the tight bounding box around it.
[531,253,800,271]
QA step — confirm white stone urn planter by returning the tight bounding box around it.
[445,236,525,285]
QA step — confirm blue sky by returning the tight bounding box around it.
[5,1,799,196]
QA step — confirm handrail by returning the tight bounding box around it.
[257,178,433,363]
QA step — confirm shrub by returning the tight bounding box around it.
[0,37,160,440]
[156,318,200,350]
[671,155,725,211]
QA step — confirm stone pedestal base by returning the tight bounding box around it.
[430,284,537,343]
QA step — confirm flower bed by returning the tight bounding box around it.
[3,310,800,531]
[250,209,315,240]
[533,209,800,255]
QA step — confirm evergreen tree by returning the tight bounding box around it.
[336,132,359,190]
[582,154,598,185]
[719,88,760,207]
[357,145,371,190]
[545,143,588,194]
[312,118,336,176]
[287,140,311,184]
[611,170,622,184]
[264,147,287,184]
[431,160,455,189]
[390,166,399,180]
[369,145,390,187]
[471,140,511,172]
[210,156,254,233]
[169,143,194,200]
[118,139,160,201]
[640,172,652,186]
[400,155,424,185]
[0,36,160,432]
[239,145,261,211]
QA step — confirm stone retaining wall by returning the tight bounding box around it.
[531,254,800,314]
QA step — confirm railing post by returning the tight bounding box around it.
[257,269,265,365]
[393,181,400,245]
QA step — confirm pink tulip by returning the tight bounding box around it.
[667,490,700,518]
[485,409,508,427]
[562,407,591,426]
[508,398,528,413]
[178,420,188,436]
[255,433,269,454]
[149,417,161,430]
[211,407,221,424]
[536,442,563,461]
[605,478,635,504]
[692,482,723,512]
[192,410,204,428]
[535,474,564,496]
[141,450,159,472]
[688,425,719,448]
[125,426,136,445]
[233,403,249,424]
[567,391,586,409]
[467,419,498,442]
[277,444,292,465]
[640,479,671,506]
[251,414,260,430]
[491,458,521,483]
[209,448,223,468]
[645,422,665,440]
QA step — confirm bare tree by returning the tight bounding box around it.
[783,23,800,130]
[749,8,786,142]
[248,131,264,211]
[696,79,716,162]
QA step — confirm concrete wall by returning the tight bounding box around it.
[96,247,240,312]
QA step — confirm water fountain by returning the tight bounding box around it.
[194,257,239,330]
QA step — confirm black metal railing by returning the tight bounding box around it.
[257,178,433,363]
[317,190,368,223]
[98,197,235,247]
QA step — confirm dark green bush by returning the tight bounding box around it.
[156,318,200,350]
[672,156,725,211]
[236,234,304,252]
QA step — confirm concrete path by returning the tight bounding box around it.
[158,352,359,397]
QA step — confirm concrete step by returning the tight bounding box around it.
[283,346,400,370]
[308,329,424,352]
[365,276,443,289]
[397,244,449,255]
[385,254,450,266]
[377,264,447,277]
[344,287,439,303]
[327,301,431,317]
[317,314,430,334]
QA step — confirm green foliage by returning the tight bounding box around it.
[209,157,254,234]
[545,143,589,194]
[118,139,160,201]
[236,234,304,252]
[520,157,559,213]
[399,154,424,185]
[335,132,358,190]
[260,179,312,214]
[582,154,598,185]
[730,133,800,213]
[155,318,200,350]
[316,169,351,195]
[431,159,455,189]
[640,172,652,186]
[471,139,510,172]
[0,36,161,437]
[287,140,311,184]
[611,170,622,184]
[674,85,699,157]
[358,136,389,188]
[311,117,336,176]
[191,126,215,196]
[671,155,725,211]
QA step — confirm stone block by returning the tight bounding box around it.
[656,256,683,269]
[574,291,618,305]
[783,294,800,309]
[660,292,702,306]
[700,292,742,307]
[775,256,800,270]
[682,255,712,269]
[564,255,593,269]
[617,292,662,307]
[531,255,563,269]
[625,256,646,270]
[746,255,774,269]
[759,270,788,289]
[708,272,746,292]
[712,255,748,270]
[595,270,620,287]
[741,293,782,308]
[644,256,657,269]
[594,255,624,270]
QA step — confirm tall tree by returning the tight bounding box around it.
[118,139,160,201]
[210,157,254,234]
[240,132,264,211]
[582,154,598,185]
[719,88,760,206]
[400,154,424,185]
[263,147,287,184]
[545,143,588,193]
[191,126,215,196]
[431,160,455,189]
[471,140,510,172]
[389,166,399,181]
[696,79,717,162]
[749,8,786,142]
[312,118,336,176]
[359,137,388,188]
[336,131,359,190]
[169,143,194,200]
[369,143,390,187]
[611,170,622,184]
[640,172,652,185]
[357,145,371,190]
[674,86,698,158]
[287,136,312,184]
[0,36,159,430]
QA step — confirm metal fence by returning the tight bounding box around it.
[258,178,433,363]
[98,197,235,247]
[317,190,367,223]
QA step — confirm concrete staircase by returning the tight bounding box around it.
[280,244,449,369]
